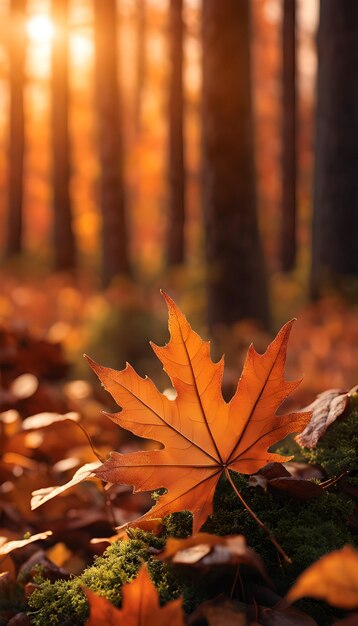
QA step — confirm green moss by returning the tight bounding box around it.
[27,532,181,625]
[28,402,358,625]
[28,579,86,626]
[203,473,356,591]
[28,473,357,625]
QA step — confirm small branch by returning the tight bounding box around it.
[225,468,292,564]
[320,470,349,490]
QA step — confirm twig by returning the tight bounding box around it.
[320,470,349,490]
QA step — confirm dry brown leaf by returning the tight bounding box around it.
[333,614,358,626]
[31,462,101,509]
[157,532,268,581]
[0,531,52,556]
[90,518,164,545]
[249,463,323,499]
[188,597,248,626]
[285,545,358,609]
[255,605,318,625]
[296,386,357,448]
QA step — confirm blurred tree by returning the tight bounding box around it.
[311,0,358,298]
[6,0,26,257]
[280,0,296,272]
[94,0,130,287]
[51,0,76,271]
[134,0,146,134]
[167,0,185,266]
[202,0,270,329]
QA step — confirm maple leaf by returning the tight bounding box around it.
[84,564,185,626]
[285,545,358,610]
[85,293,311,535]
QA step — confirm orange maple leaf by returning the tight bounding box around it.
[285,545,358,609]
[85,293,311,536]
[84,564,185,625]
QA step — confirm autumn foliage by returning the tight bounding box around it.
[0,294,357,625]
[32,293,311,537]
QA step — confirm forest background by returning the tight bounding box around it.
[0,0,357,403]
[0,1,358,623]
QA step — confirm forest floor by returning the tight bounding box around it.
[0,267,357,625]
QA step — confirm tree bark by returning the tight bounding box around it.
[6,0,26,257]
[94,0,130,287]
[202,0,270,329]
[134,0,146,134]
[280,0,296,272]
[167,0,185,266]
[51,0,76,271]
[310,0,358,298]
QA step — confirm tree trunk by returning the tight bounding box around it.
[280,0,296,272]
[134,0,146,134]
[51,0,76,271]
[167,0,185,266]
[310,0,358,298]
[6,0,26,257]
[202,0,270,329]
[94,0,130,287]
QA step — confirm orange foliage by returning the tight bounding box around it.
[84,565,185,626]
[33,293,311,535]
[286,545,358,610]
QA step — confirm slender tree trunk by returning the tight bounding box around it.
[51,0,76,271]
[94,0,130,287]
[167,0,185,266]
[202,0,270,329]
[280,0,296,272]
[310,1,358,298]
[6,0,26,257]
[134,0,146,133]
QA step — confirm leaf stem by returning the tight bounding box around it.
[225,468,292,564]
[70,418,106,463]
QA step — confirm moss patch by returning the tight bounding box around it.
[28,403,358,625]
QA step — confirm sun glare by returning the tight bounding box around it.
[27,15,54,44]
[70,34,93,65]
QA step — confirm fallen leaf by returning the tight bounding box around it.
[249,463,324,499]
[255,605,318,625]
[296,386,357,448]
[7,613,31,626]
[7,613,31,625]
[91,518,164,546]
[31,462,101,509]
[188,596,248,626]
[157,533,268,581]
[0,531,53,556]
[88,294,310,532]
[31,294,311,533]
[266,477,323,499]
[84,564,185,625]
[285,545,358,609]
[333,614,358,626]
[22,411,80,430]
